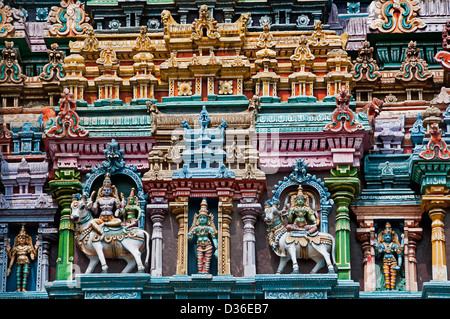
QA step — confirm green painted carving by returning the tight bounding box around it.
[324,164,360,280]
[49,168,82,281]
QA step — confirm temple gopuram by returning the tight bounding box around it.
[1,0,450,301]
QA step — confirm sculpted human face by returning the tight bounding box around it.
[198,214,208,225]
[102,186,112,197]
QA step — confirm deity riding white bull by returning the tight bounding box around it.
[263,200,336,274]
[70,194,150,273]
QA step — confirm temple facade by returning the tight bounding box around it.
[1,0,450,299]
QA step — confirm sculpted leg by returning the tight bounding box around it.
[277,256,289,274]
[92,242,108,272]
[122,239,145,272]
[85,255,100,274]
[120,255,137,273]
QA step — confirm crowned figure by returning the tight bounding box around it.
[187,199,218,274]
[285,185,319,236]
[88,173,124,239]
[6,226,39,292]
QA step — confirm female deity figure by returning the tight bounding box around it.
[120,188,142,228]
[285,185,318,236]
[6,226,39,292]
[187,199,218,274]
[375,222,404,290]
[89,173,124,239]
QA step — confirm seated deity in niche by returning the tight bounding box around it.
[187,199,218,274]
[375,222,405,291]
[88,173,124,239]
[282,185,319,237]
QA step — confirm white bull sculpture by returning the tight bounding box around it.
[263,201,337,274]
[70,194,150,273]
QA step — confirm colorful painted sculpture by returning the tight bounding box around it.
[375,222,404,290]
[70,194,150,273]
[187,199,218,274]
[88,173,123,239]
[6,226,39,292]
[263,200,336,274]
[285,185,319,236]
[121,188,142,228]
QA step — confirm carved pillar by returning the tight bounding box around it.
[36,224,57,291]
[324,164,360,280]
[170,196,189,275]
[404,220,422,291]
[237,198,261,277]
[218,196,233,275]
[147,197,169,277]
[421,186,450,281]
[49,168,82,281]
[0,224,8,292]
[356,221,376,291]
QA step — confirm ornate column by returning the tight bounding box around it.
[324,164,360,280]
[237,198,261,277]
[49,168,82,281]
[412,122,450,281]
[147,197,168,277]
[218,196,233,276]
[421,186,450,281]
[36,223,58,291]
[169,196,189,275]
[0,224,8,292]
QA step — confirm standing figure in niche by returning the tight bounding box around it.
[88,173,124,239]
[6,226,39,292]
[188,199,218,274]
[375,222,404,290]
[121,188,142,228]
[285,185,318,236]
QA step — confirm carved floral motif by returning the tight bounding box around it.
[352,41,381,82]
[0,41,26,84]
[44,88,89,138]
[324,88,364,133]
[0,0,14,38]
[39,43,65,81]
[396,41,432,82]
[47,0,91,37]
[191,5,220,41]
[369,0,426,33]
[419,123,450,160]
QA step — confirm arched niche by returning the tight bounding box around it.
[81,140,147,228]
[270,158,333,233]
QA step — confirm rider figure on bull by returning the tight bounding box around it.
[285,185,319,236]
[88,173,124,239]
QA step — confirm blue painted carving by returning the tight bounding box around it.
[269,158,333,233]
[409,112,425,146]
[10,121,44,155]
[173,106,235,179]
[82,139,147,228]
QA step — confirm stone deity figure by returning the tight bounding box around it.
[6,226,39,292]
[88,173,124,238]
[120,188,142,228]
[375,222,404,290]
[284,185,318,236]
[188,199,219,274]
